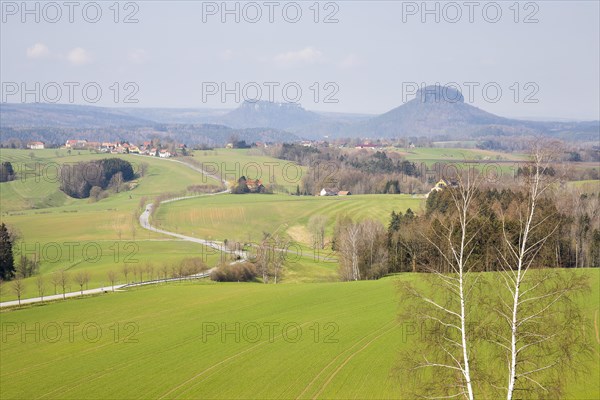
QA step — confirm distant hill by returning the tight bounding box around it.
[357,85,512,136]
[291,86,599,140]
[216,100,326,130]
[316,86,532,139]
[0,104,299,146]
[0,103,153,128]
[118,107,230,124]
[1,88,598,144]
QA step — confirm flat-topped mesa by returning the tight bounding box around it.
[239,100,303,110]
[417,85,465,104]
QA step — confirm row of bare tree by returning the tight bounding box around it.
[4,257,208,305]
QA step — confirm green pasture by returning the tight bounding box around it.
[0,270,598,399]
[184,148,307,192]
[155,193,423,245]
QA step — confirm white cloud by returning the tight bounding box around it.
[339,54,363,69]
[128,49,147,64]
[26,43,50,59]
[67,47,92,66]
[273,46,322,67]
[219,49,234,61]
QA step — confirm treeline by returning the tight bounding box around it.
[478,138,600,163]
[330,185,599,281]
[272,144,425,195]
[387,188,600,274]
[59,158,135,198]
[332,217,389,280]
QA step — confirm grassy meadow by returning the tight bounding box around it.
[0,148,599,399]
[0,149,224,301]
[184,148,308,193]
[154,193,423,245]
[0,148,329,300]
[0,270,598,399]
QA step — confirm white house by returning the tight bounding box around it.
[159,150,171,158]
[27,141,45,150]
[65,139,87,148]
[320,188,339,196]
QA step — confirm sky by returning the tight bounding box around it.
[1,1,599,120]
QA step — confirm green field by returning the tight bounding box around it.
[567,179,600,193]
[0,149,226,301]
[0,148,599,399]
[0,149,319,300]
[155,193,423,245]
[184,148,308,193]
[1,270,598,399]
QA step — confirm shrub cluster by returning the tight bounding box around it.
[0,162,15,183]
[210,262,257,282]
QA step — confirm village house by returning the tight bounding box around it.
[355,142,379,150]
[319,188,351,196]
[27,141,45,150]
[65,139,87,149]
[320,188,339,196]
[100,142,117,152]
[246,178,265,193]
[86,142,101,150]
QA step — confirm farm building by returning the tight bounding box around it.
[65,139,88,148]
[320,188,339,196]
[27,141,44,150]
[319,188,351,196]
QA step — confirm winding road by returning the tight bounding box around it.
[1,155,334,308]
[1,157,231,308]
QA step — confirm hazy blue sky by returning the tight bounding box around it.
[2,1,599,120]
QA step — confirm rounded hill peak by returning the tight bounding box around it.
[416,85,464,104]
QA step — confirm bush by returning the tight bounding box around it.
[210,262,257,282]
[0,162,15,182]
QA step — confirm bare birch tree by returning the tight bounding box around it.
[400,166,483,400]
[12,278,25,306]
[308,215,328,251]
[107,270,117,291]
[256,235,271,283]
[36,274,45,301]
[50,271,61,295]
[59,270,69,299]
[271,236,288,284]
[492,141,591,399]
[75,271,87,294]
[338,221,362,281]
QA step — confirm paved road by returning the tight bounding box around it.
[136,157,249,259]
[0,285,127,308]
[0,272,213,308]
[139,200,247,260]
